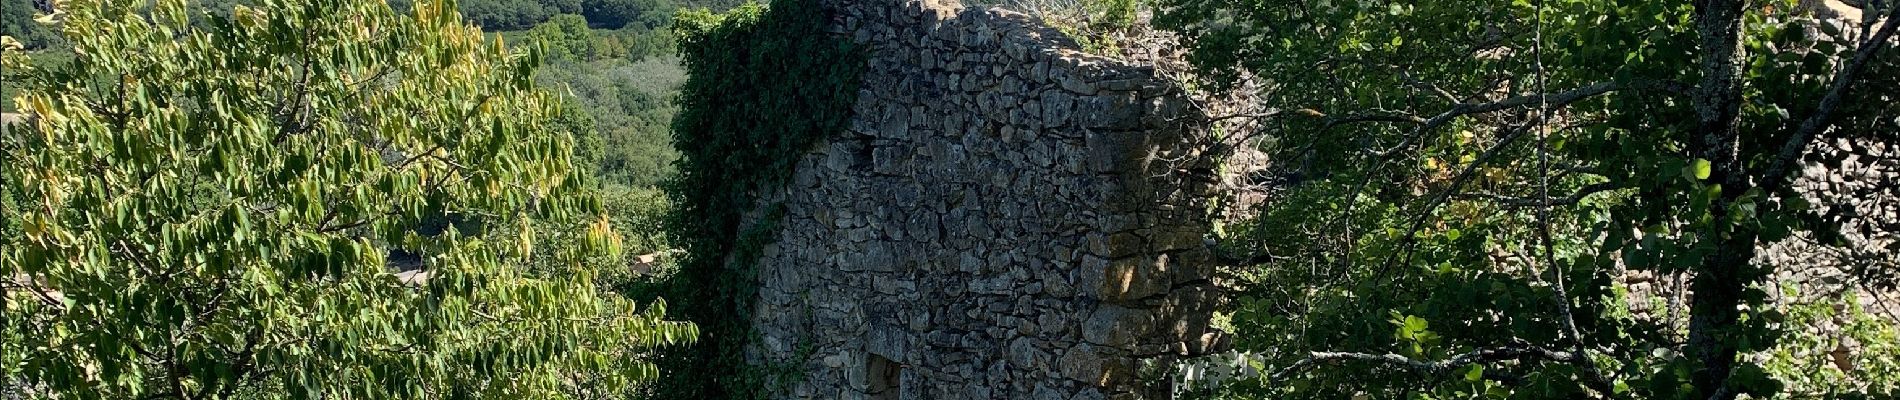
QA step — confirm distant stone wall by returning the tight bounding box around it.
[739,0,1227,398]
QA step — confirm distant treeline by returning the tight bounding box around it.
[441,0,743,31]
[450,0,676,31]
[0,0,740,48]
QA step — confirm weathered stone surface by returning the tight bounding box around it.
[738,0,1228,398]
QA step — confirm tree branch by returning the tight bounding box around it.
[1270,346,1581,382]
[1204,110,1284,123]
[1464,182,1626,207]
[1402,71,1463,103]
[1207,239,1290,266]
[1272,344,1618,398]
[1368,79,1681,159]
[1761,5,1900,192]
[1379,121,1538,275]
[1322,110,1427,129]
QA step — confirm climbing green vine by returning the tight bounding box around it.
[655,0,862,397]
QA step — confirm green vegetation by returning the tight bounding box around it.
[458,0,679,30]
[539,55,685,188]
[458,0,561,30]
[0,47,69,113]
[0,0,694,397]
[1,0,61,49]
[5,0,1897,396]
[528,49,685,302]
[527,14,601,60]
[1157,0,1900,398]
[576,0,674,30]
[506,9,687,282]
[655,0,862,397]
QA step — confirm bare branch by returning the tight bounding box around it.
[1207,239,1291,266]
[1464,182,1626,207]
[1270,346,1581,382]
[1402,71,1463,103]
[1321,110,1428,129]
[1368,79,1683,159]
[1271,343,1619,398]
[1205,110,1283,123]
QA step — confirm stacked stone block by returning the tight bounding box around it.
[739,1,1227,399]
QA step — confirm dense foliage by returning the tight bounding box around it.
[515,18,685,273]
[538,56,685,187]
[527,14,601,60]
[1158,0,1900,398]
[0,0,61,49]
[655,0,862,397]
[458,0,677,30]
[459,0,560,30]
[576,0,673,30]
[0,0,695,397]
[515,14,673,63]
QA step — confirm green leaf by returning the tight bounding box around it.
[1687,158,1712,180]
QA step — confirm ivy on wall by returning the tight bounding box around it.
[654,0,863,397]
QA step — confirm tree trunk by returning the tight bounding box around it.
[1686,231,1759,399]
[1687,0,1750,398]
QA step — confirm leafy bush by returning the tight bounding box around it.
[520,14,676,62]
[593,24,677,60]
[600,184,673,255]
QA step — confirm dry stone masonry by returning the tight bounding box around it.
[738,0,1228,398]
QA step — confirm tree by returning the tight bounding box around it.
[581,0,675,30]
[0,0,694,397]
[528,14,598,61]
[458,0,552,30]
[1158,0,1899,398]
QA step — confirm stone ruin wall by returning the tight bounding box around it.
[739,0,1228,399]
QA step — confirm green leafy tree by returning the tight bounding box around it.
[1159,0,1899,398]
[581,0,675,29]
[452,0,676,31]
[528,13,598,60]
[458,0,552,30]
[0,0,694,397]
